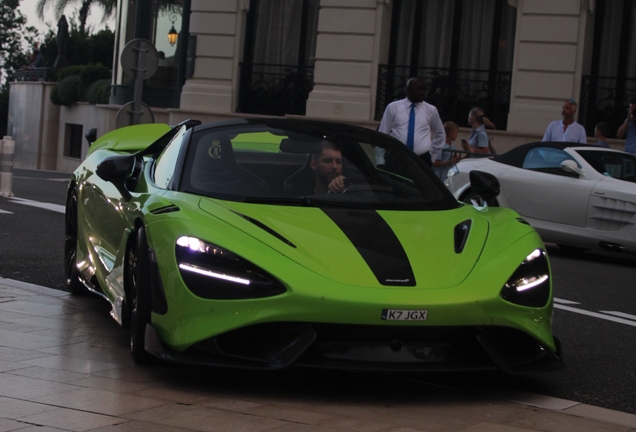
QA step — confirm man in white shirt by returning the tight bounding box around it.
[377,77,445,168]
[542,99,588,143]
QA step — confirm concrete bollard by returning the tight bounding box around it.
[0,136,15,198]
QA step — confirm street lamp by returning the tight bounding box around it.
[168,14,178,46]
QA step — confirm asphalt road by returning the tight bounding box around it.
[1,168,636,415]
[0,169,69,289]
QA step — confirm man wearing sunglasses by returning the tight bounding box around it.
[542,99,588,144]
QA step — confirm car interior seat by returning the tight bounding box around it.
[190,134,268,195]
[283,153,314,197]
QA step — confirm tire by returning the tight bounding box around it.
[461,190,499,207]
[128,226,153,364]
[64,189,86,295]
[557,244,588,254]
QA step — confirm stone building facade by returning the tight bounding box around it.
[9,0,635,171]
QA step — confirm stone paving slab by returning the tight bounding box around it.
[1,277,635,432]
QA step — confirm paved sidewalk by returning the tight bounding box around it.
[1,277,635,432]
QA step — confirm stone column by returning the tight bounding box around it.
[305,0,391,123]
[506,0,593,137]
[179,0,246,113]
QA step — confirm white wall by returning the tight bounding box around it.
[306,0,391,122]
[8,82,59,170]
[178,0,246,113]
[506,0,593,137]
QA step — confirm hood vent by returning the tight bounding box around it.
[233,212,296,248]
[149,204,180,215]
[454,220,472,254]
[516,217,530,225]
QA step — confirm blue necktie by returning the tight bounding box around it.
[406,103,415,150]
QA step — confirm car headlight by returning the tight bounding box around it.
[500,249,550,307]
[447,165,459,178]
[175,236,286,299]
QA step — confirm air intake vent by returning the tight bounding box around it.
[516,218,530,225]
[149,204,180,215]
[454,220,472,254]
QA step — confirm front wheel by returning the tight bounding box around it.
[64,189,86,295]
[128,226,153,364]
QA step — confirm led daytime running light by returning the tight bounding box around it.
[179,263,250,285]
[512,274,549,292]
[500,248,551,307]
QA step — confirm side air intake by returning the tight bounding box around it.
[149,204,180,215]
[454,220,472,254]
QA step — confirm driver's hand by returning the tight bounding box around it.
[328,175,347,193]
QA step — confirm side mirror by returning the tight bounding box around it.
[469,170,500,207]
[96,154,136,200]
[560,159,585,177]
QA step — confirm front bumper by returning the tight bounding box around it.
[144,322,563,373]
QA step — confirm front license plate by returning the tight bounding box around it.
[381,309,428,321]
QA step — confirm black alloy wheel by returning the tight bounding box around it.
[128,226,153,364]
[64,189,86,295]
[462,190,499,207]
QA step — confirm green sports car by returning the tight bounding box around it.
[65,118,563,372]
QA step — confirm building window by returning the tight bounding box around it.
[65,124,83,159]
[376,0,516,129]
[238,0,319,116]
[579,0,636,137]
[111,0,189,108]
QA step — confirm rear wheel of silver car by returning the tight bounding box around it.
[64,189,86,295]
[461,190,499,207]
[128,226,153,364]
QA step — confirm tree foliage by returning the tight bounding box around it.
[36,0,116,35]
[0,0,40,85]
[0,0,41,135]
[39,20,115,70]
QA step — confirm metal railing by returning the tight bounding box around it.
[376,65,512,130]
[12,68,55,82]
[238,63,315,116]
[579,75,636,137]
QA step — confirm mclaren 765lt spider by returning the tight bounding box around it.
[65,118,563,373]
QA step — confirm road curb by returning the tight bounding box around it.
[494,389,636,428]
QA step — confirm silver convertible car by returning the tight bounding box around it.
[445,142,636,255]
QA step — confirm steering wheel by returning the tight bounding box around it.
[327,175,366,194]
[326,175,395,194]
[342,183,373,194]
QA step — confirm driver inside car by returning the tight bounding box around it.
[312,141,348,194]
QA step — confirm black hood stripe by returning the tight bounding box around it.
[322,208,416,286]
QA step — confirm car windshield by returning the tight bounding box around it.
[576,150,636,182]
[177,121,458,210]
